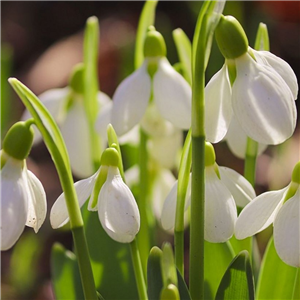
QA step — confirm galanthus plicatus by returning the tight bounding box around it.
[1,122,46,250]
[205,15,298,146]
[235,161,300,268]
[50,147,140,243]
[111,26,191,137]
[22,65,112,178]
[161,142,256,242]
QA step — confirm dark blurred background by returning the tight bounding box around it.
[1,1,299,299]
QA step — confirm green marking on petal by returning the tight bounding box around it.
[144,26,167,58]
[69,63,85,95]
[90,166,108,210]
[291,161,300,184]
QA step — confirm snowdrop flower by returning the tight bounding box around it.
[50,147,140,243]
[161,142,255,242]
[205,15,298,145]
[22,65,112,178]
[1,122,46,250]
[111,26,191,137]
[235,161,300,267]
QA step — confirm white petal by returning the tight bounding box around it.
[148,128,183,169]
[161,180,179,231]
[1,158,27,250]
[235,185,289,239]
[50,171,98,229]
[224,116,268,159]
[60,100,94,178]
[98,167,140,243]
[21,87,69,144]
[25,169,47,233]
[253,50,298,100]
[219,166,256,207]
[118,125,140,146]
[232,52,297,144]
[111,61,151,136]
[205,64,233,143]
[153,57,191,130]
[205,167,237,242]
[274,187,300,267]
[97,91,112,106]
[152,169,176,221]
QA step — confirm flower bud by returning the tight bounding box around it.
[2,121,34,160]
[144,26,167,58]
[100,147,119,167]
[215,15,249,59]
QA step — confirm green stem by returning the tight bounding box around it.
[174,230,184,275]
[137,128,151,278]
[244,137,258,186]
[130,239,148,300]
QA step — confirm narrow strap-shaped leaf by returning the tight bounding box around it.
[134,0,158,69]
[256,237,299,300]
[215,250,255,300]
[173,28,192,84]
[147,246,164,300]
[204,241,235,300]
[176,269,191,300]
[51,243,84,300]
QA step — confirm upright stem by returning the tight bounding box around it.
[130,239,148,300]
[244,137,258,186]
[137,128,151,278]
[174,230,184,275]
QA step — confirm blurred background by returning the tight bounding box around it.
[1,1,299,299]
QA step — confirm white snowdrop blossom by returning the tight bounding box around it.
[161,145,255,242]
[22,87,112,178]
[50,149,140,243]
[111,28,191,137]
[235,161,300,267]
[1,151,47,250]
[206,15,298,146]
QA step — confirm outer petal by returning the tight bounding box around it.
[273,187,300,267]
[153,57,191,130]
[1,158,27,250]
[205,167,237,242]
[98,167,140,243]
[253,49,298,100]
[224,116,268,159]
[232,52,297,144]
[25,168,47,233]
[235,185,289,239]
[219,166,256,207]
[60,99,94,178]
[21,87,69,144]
[205,64,233,143]
[111,61,151,136]
[50,170,98,229]
[97,91,112,106]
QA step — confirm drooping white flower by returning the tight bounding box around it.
[50,148,140,243]
[206,15,298,147]
[161,145,255,242]
[111,28,191,137]
[22,87,112,178]
[1,151,47,250]
[235,162,300,267]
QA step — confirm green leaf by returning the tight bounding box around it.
[173,28,192,85]
[8,78,71,171]
[215,250,255,300]
[82,204,139,300]
[204,241,235,300]
[176,269,191,300]
[134,0,158,69]
[256,237,299,300]
[147,246,164,300]
[51,243,84,300]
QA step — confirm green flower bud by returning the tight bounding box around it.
[215,15,249,59]
[144,26,167,58]
[291,161,300,184]
[2,121,34,160]
[100,147,119,167]
[69,63,85,95]
[205,142,216,167]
